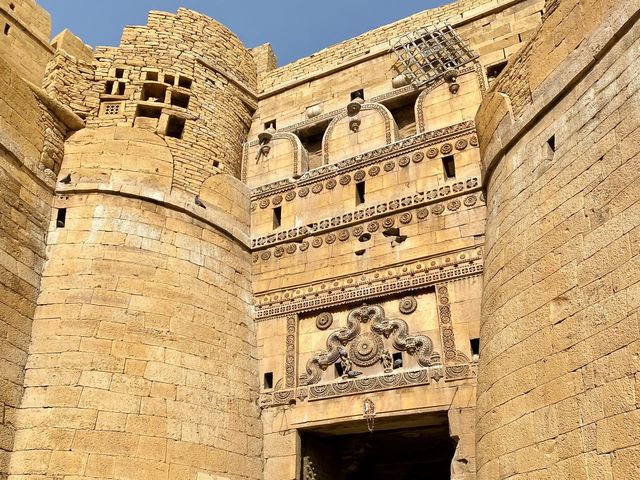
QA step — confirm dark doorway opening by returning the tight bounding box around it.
[300,411,455,480]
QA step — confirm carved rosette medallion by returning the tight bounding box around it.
[350,333,384,367]
[285,190,296,201]
[399,296,418,314]
[316,312,333,330]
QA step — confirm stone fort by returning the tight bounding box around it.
[0,0,638,478]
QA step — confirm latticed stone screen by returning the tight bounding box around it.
[391,24,478,87]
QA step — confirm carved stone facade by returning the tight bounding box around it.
[2,0,636,478]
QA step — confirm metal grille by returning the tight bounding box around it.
[391,24,478,88]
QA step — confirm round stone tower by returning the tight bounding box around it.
[475,0,640,478]
[8,10,261,479]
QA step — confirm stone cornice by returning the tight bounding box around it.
[254,247,483,320]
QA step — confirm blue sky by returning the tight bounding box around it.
[39,0,447,66]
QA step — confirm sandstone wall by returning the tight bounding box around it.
[476,0,640,477]
[0,0,52,84]
[7,127,261,479]
[44,9,259,192]
[0,50,74,480]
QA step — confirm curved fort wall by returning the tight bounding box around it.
[476,0,640,477]
[5,8,262,480]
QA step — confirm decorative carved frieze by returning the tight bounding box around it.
[255,248,483,319]
[302,304,439,385]
[249,120,476,199]
[251,176,480,249]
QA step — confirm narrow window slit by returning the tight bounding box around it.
[356,182,366,206]
[272,206,282,230]
[56,208,67,228]
[442,155,456,179]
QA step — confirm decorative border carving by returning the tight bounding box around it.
[250,120,475,199]
[252,192,482,260]
[251,176,480,249]
[255,250,483,320]
[285,316,297,388]
[435,284,472,380]
[321,103,398,164]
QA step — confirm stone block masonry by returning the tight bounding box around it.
[476,0,640,477]
[1,0,638,478]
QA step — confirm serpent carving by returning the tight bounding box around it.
[303,304,439,385]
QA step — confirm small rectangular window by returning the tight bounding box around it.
[442,155,456,179]
[356,182,365,206]
[350,89,364,101]
[470,338,480,357]
[164,74,175,86]
[166,116,186,139]
[272,207,282,230]
[145,71,158,81]
[171,91,190,109]
[178,76,192,89]
[56,208,67,228]
[116,82,126,96]
[4,24,10,35]
[263,372,273,389]
[392,352,403,369]
[335,362,344,378]
[115,68,125,79]
[104,80,114,94]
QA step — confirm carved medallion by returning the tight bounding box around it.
[398,155,410,167]
[285,190,296,201]
[326,179,337,190]
[311,183,323,194]
[339,175,351,185]
[426,147,439,159]
[272,195,283,206]
[464,195,477,207]
[399,296,418,314]
[399,212,413,224]
[368,166,380,176]
[412,151,425,163]
[316,312,333,330]
[455,139,468,150]
[354,170,366,182]
[350,333,384,367]
[383,161,395,172]
[440,143,453,154]
[259,199,270,209]
[299,186,310,197]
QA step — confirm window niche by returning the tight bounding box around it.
[297,120,330,170]
[165,116,186,139]
[170,90,190,109]
[141,83,167,103]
